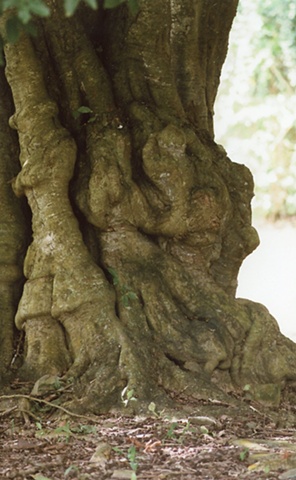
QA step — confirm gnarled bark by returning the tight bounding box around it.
[1,0,296,412]
[0,69,28,380]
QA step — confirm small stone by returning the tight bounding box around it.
[90,442,112,464]
[279,468,296,479]
[111,470,136,479]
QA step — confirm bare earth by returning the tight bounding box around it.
[1,387,296,480]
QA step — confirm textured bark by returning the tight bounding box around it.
[1,0,296,412]
[0,69,28,380]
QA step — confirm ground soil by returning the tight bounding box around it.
[1,384,296,480]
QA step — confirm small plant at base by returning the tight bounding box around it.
[64,465,79,477]
[121,386,137,407]
[243,384,251,392]
[50,422,73,443]
[178,420,195,444]
[127,445,138,479]
[239,448,249,461]
[73,424,96,435]
[107,267,138,308]
[199,425,209,435]
[147,401,159,417]
[35,421,44,434]
[113,446,139,480]
[165,422,178,439]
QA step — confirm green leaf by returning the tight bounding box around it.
[5,16,21,44]
[17,6,32,24]
[107,267,119,286]
[126,388,134,400]
[148,401,156,413]
[77,106,93,114]
[72,105,93,119]
[64,0,80,17]
[103,0,125,9]
[74,424,96,434]
[122,294,129,307]
[127,445,137,467]
[127,0,139,14]
[166,422,177,438]
[127,291,137,300]
[64,465,79,477]
[29,0,50,18]
[200,425,209,434]
[84,0,98,10]
[113,446,125,455]
[239,448,249,461]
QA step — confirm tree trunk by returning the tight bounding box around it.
[1,0,296,413]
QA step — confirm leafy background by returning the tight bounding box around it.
[215,0,296,220]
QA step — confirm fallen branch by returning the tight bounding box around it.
[0,394,100,423]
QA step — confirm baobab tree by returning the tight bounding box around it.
[0,0,296,413]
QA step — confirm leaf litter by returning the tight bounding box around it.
[1,391,296,479]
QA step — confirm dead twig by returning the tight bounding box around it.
[0,394,100,423]
[0,405,18,417]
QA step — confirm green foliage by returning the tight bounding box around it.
[35,421,96,443]
[72,105,94,120]
[0,0,139,65]
[113,445,139,479]
[107,266,120,286]
[0,0,50,24]
[216,0,296,220]
[0,0,139,21]
[64,0,98,17]
[104,0,125,8]
[127,445,138,474]
[126,0,138,15]
[107,267,138,307]
[121,385,137,407]
[64,0,80,17]
[64,465,79,477]
[165,422,178,438]
[103,0,138,14]
[239,448,249,461]
[64,0,140,16]
[254,0,296,96]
